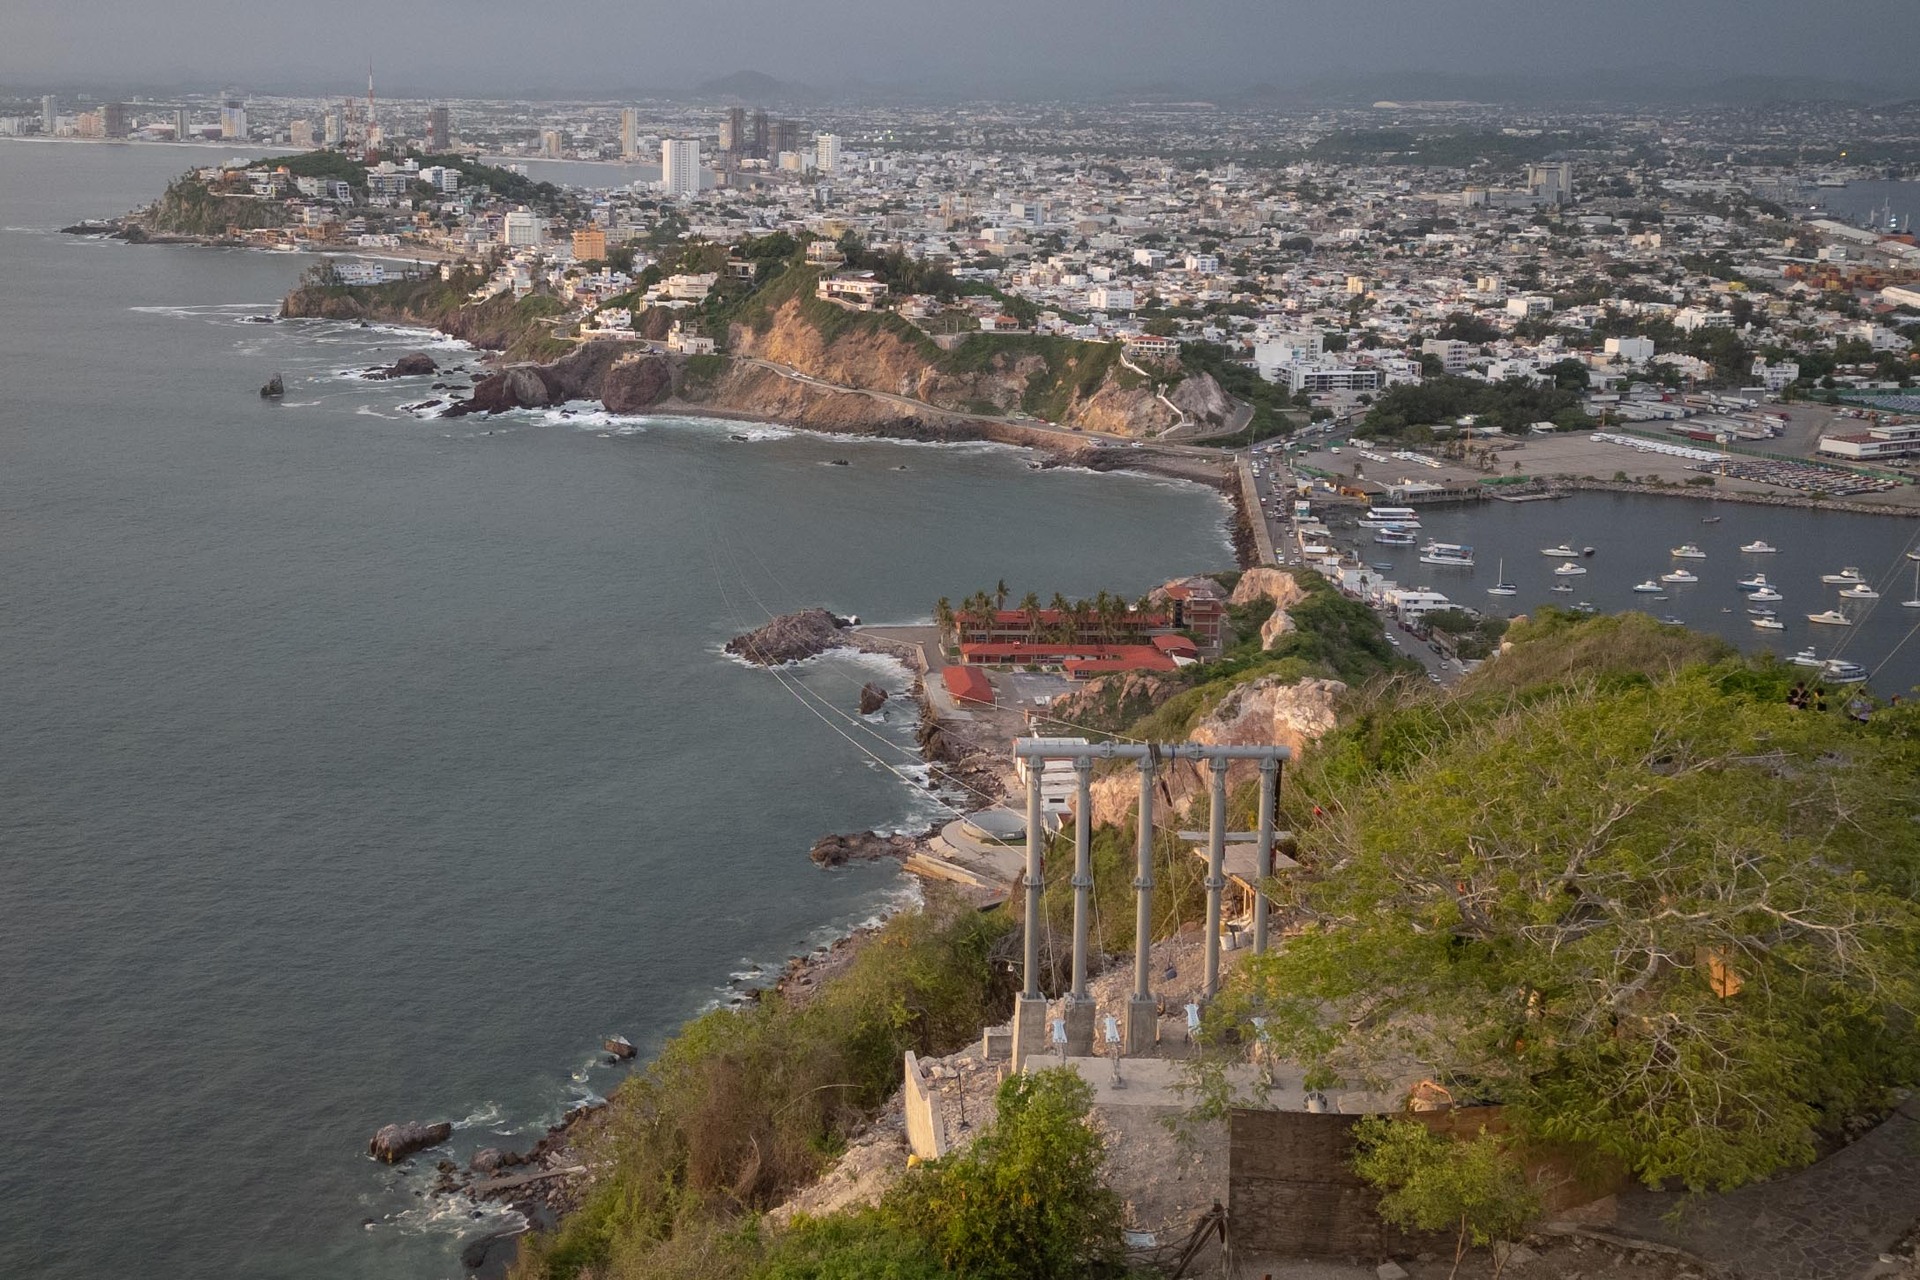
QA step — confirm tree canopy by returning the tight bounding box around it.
[1201,637,1920,1193]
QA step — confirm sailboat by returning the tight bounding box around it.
[1486,559,1517,596]
[1904,559,1920,610]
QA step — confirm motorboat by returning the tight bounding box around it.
[1359,506,1422,529]
[1631,580,1662,593]
[1823,660,1869,685]
[1419,542,1475,567]
[1486,559,1517,596]
[1790,648,1827,668]
[1374,528,1417,545]
[1735,574,1771,592]
[1540,544,1579,557]
[1749,587,1783,602]
[1741,540,1778,554]
[1702,515,1722,523]
[1807,610,1853,626]
[1839,583,1879,600]
[1670,544,1707,559]
[1553,562,1587,577]
[1821,567,1865,585]
[1751,616,1785,631]
[1658,615,1684,625]
[1549,583,1575,593]
[1748,605,1776,617]
[1659,569,1698,584]
[1581,546,1596,557]
[1571,602,1597,615]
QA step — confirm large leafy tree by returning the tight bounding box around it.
[1204,668,1920,1192]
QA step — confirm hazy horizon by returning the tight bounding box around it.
[6,0,1919,104]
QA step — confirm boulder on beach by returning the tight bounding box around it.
[603,1035,636,1060]
[259,372,285,398]
[368,1120,454,1164]
[470,1147,505,1176]
[725,608,850,666]
[857,682,889,715]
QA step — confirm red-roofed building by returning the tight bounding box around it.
[942,665,995,705]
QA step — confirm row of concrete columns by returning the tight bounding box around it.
[1011,739,1289,1070]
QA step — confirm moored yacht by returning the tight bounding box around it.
[1839,583,1879,600]
[1553,562,1587,576]
[1419,542,1475,567]
[1823,659,1869,685]
[1735,573,1771,592]
[1749,587,1783,602]
[1807,609,1852,626]
[1631,580,1661,593]
[1821,567,1865,585]
[1741,540,1778,554]
[1359,506,1422,528]
[1670,543,1707,559]
[1373,528,1417,545]
[1659,568,1698,584]
[1751,616,1785,631]
[1789,647,1826,668]
[1485,559,1517,596]
[1540,543,1578,557]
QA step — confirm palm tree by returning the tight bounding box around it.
[1049,592,1073,642]
[934,596,954,642]
[994,579,1010,611]
[1092,590,1115,642]
[1019,592,1043,642]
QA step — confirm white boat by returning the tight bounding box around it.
[1789,647,1826,668]
[1839,583,1879,600]
[1747,606,1776,617]
[1571,602,1597,615]
[1549,583,1575,593]
[1741,540,1778,554]
[1373,528,1417,545]
[1670,544,1707,559]
[1749,587,1783,602]
[1540,544,1579,557]
[1631,580,1662,593]
[1903,562,1920,609]
[1751,616,1785,631]
[1419,542,1475,567]
[1659,569,1698,584]
[1823,660,1869,685]
[1807,610,1853,626]
[1821,567,1865,585]
[1554,562,1587,576]
[1486,559,1517,596]
[1735,574,1770,592]
[1359,506,1421,529]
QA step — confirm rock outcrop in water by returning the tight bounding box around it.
[368,1120,453,1163]
[259,372,284,398]
[371,352,439,379]
[858,682,889,715]
[725,608,850,665]
[809,831,922,867]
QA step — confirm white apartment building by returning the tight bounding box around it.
[815,133,841,174]
[661,139,700,197]
[1287,364,1383,394]
[1088,285,1135,312]
[1675,307,1734,333]
[1604,336,1655,362]
[501,209,545,248]
[1751,359,1800,392]
[1505,294,1553,318]
[1421,338,1474,373]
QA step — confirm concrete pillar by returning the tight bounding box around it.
[1062,996,1095,1057]
[1069,758,1094,1000]
[1012,761,1048,1071]
[1203,757,1229,999]
[1253,757,1278,955]
[1126,753,1158,1055]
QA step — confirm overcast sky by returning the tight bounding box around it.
[7,0,1919,100]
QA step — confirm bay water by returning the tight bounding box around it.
[0,141,1233,1279]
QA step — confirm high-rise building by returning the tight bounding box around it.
[541,129,563,159]
[815,132,840,174]
[102,102,130,139]
[426,105,450,151]
[220,96,247,140]
[720,106,745,157]
[620,107,639,160]
[661,138,700,196]
[750,109,768,159]
[289,119,314,148]
[773,118,799,157]
[174,109,190,141]
[501,209,545,247]
[1527,162,1572,206]
[41,95,57,134]
[325,105,346,147]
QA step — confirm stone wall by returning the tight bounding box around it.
[902,1052,948,1161]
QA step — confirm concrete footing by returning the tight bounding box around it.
[1124,996,1159,1056]
[1062,997,1096,1058]
[1010,994,1049,1072]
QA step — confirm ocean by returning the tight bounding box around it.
[0,141,1234,1279]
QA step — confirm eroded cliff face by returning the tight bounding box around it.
[725,297,1220,437]
[1087,675,1346,826]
